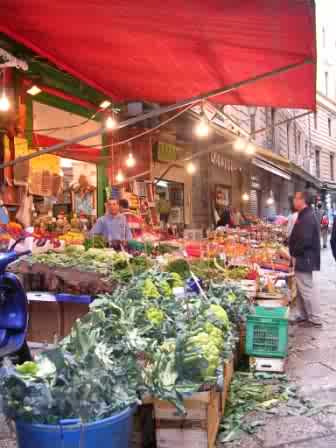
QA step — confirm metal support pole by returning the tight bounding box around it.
[208,101,312,140]
[252,111,312,136]
[0,58,312,170]
[207,101,250,138]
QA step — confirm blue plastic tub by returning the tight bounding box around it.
[16,406,136,448]
[55,294,93,305]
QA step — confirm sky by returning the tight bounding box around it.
[316,0,336,26]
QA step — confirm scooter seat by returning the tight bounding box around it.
[0,331,25,358]
[0,298,27,330]
[0,329,8,347]
[0,252,17,271]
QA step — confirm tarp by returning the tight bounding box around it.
[0,0,316,109]
[32,134,101,164]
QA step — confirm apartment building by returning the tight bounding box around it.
[209,1,336,216]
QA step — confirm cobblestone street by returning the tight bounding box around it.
[1,249,336,448]
[222,248,336,448]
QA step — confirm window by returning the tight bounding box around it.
[331,154,335,181]
[322,26,326,48]
[314,112,318,129]
[315,149,321,178]
[328,117,332,136]
[250,114,256,136]
[325,71,329,96]
[286,122,290,158]
[297,132,301,153]
[305,141,308,156]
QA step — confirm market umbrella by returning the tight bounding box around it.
[0,0,316,109]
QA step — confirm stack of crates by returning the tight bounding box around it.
[245,306,289,372]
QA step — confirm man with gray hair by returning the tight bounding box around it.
[289,191,322,327]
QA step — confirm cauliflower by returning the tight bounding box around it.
[206,304,230,331]
[170,272,184,288]
[182,327,224,380]
[159,280,172,298]
[143,278,160,299]
[160,340,176,353]
[146,307,165,325]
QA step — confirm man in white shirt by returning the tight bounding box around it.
[287,204,298,238]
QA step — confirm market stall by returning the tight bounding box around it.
[0,2,315,447]
[2,225,293,448]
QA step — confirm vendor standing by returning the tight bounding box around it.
[119,199,143,239]
[90,199,132,246]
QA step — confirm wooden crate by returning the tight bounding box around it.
[131,404,156,448]
[238,280,257,299]
[255,292,284,300]
[221,358,234,414]
[27,301,62,344]
[256,298,289,308]
[61,302,90,337]
[153,357,236,448]
[154,387,221,448]
[233,324,246,368]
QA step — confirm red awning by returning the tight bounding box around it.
[33,134,101,164]
[0,0,316,109]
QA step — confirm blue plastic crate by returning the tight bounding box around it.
[55,294,92,304]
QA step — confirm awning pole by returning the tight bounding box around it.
[252,111,312,136]
[0,58,312,170]
[208,102,312,139]
[207,102,250,138]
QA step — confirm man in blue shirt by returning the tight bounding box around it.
[90,199,132,244]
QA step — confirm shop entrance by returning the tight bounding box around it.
[155,179,184,232]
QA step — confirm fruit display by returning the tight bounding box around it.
[59,230,85,245]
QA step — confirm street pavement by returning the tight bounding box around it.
[1,249,336,447]
[221,247,336,448]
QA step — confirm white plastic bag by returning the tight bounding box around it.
[16,192,32,228]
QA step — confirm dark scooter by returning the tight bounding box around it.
[0,238,32,364]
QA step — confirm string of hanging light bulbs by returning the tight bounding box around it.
[104,100,257,184]
[0,78,256,187]
[0,69,10,112]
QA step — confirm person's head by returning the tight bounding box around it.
[290,200,296,214]
[317,203,322,210]
[105,199,120,216]
[293,191,311,212]
[119,199,129,212]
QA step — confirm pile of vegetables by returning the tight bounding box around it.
[30,246,153,283]
[0,268,244,423]
[209,283,253,326]
[219,372,295,443]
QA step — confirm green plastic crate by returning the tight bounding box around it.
[245,306,289,358]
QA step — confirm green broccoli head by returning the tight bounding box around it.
[146,307,165,325]
[206,304,230,331]
[142,278,160,299]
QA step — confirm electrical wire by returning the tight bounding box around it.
[87,104,194,161]
[0,109,103,135]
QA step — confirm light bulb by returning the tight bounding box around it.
[116,170,125,183]
[267,197,274,205]
[100,100,111,109]
[242,193,249,201]
[186,162,196,174]
[246,143,255,155]
[105,115,117,130]
[234,138,246,151]
[125,153,136,168]
[0,92,10,111]
[195,117,209,137]
[27,85,42,96]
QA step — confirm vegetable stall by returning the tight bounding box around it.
[0,220,293,448]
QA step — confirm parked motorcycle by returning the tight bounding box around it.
[0,238,32,364]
